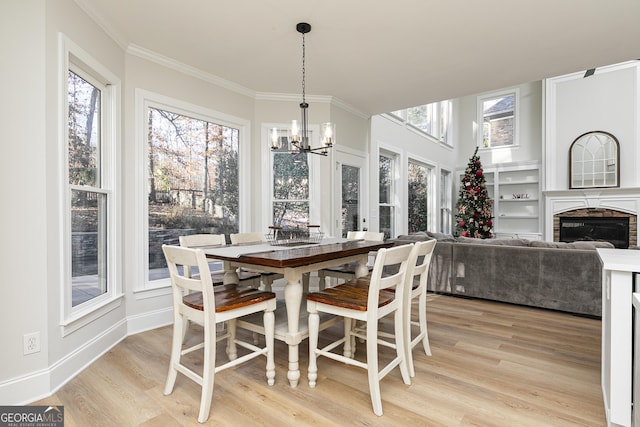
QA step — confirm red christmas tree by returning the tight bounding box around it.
[455,147,493,238]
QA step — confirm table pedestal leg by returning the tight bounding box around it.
[222,261,239,285]
[283,270,303,387]
[354,254,370,278]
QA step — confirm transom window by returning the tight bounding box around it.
[391,100,453,145]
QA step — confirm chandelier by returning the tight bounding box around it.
[271,22,335,156]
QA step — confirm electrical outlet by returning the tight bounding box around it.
[23,332,41,355]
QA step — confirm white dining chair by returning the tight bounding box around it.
[306,243,415,416]
[403,239,437,377]
[179,234,261,288]
[162,244,276,423]
[317,231,384,290]
[230,232,285,291]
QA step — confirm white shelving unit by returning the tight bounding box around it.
[458,161,542,239]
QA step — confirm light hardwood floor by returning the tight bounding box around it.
[34,293,605,426]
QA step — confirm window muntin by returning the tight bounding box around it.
[408,160,432,233]
[67,69,108,306]
[478,90,518,148]
[570,131,619,188]
[146,107,240,281]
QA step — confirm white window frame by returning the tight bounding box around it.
[477,88,519,149]
[407,157,436,233]
[378,149,401,239]
[134,90,251,292]
[439,168,453,234]
[389,100,453,146]
[59,34,121,335]
[261,123,321,232]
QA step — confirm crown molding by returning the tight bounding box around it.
[256,93,369,119]
[73,0,128,50]
[127,44,256,99]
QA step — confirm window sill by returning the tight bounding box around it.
[60,294,124,337]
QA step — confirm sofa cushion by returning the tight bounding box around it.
[426,231,456,242]
[529,240,614,250]
[394,231,455,242]
[455,236,530,246]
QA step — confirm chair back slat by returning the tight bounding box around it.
[367,244,414,310]
[347,231,384,242]
[410,239,436,278]
[179,233,226,248]
[163,245,216,312]
[230,232,266,245]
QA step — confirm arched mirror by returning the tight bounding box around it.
[570,131,619,189]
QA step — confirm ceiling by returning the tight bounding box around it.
[75,0,640,116]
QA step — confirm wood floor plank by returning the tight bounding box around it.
[32,293,606,426]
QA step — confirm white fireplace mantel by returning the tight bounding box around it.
[544,188,640,242]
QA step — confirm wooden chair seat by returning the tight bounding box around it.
[307,279,395,311]
[183,286,276,313]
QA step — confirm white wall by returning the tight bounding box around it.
[370,115,457,237]
[456,81,543,167]
[0,0,48,398]
[544,62,640,190]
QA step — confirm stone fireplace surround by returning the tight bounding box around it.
[544,188,640,247]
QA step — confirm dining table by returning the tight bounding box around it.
[202,237,393,387]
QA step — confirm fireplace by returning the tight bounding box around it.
[552,208,637,249]
[560,216,629,248]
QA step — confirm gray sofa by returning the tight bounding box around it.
[391,231,613,317]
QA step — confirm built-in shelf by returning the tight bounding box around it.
[458,160,541,238]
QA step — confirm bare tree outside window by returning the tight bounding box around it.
[68,70,107,306]
[147,108,240,279]
[272,144,310,228]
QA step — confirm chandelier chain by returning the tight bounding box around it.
[301,32,306,104]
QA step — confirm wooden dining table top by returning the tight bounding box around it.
[205,239,393,269]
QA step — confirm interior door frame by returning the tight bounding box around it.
[333,147,369,238]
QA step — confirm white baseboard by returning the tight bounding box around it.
[0,308,173,405]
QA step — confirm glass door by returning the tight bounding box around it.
[334,151,367,238]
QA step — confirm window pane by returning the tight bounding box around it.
[147,108,240,280]
[379,155,392,204]
[440,170,452,234]
[341,164,360,237]
[379,206,392,240]
[439,101,452,144]
[408,162,430,233]
[71,190,107,306]
[273,152,309,200]
[68,71,100,187]
[482,94,515,147]
[406,105,430,133]
[273,201,309,228]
